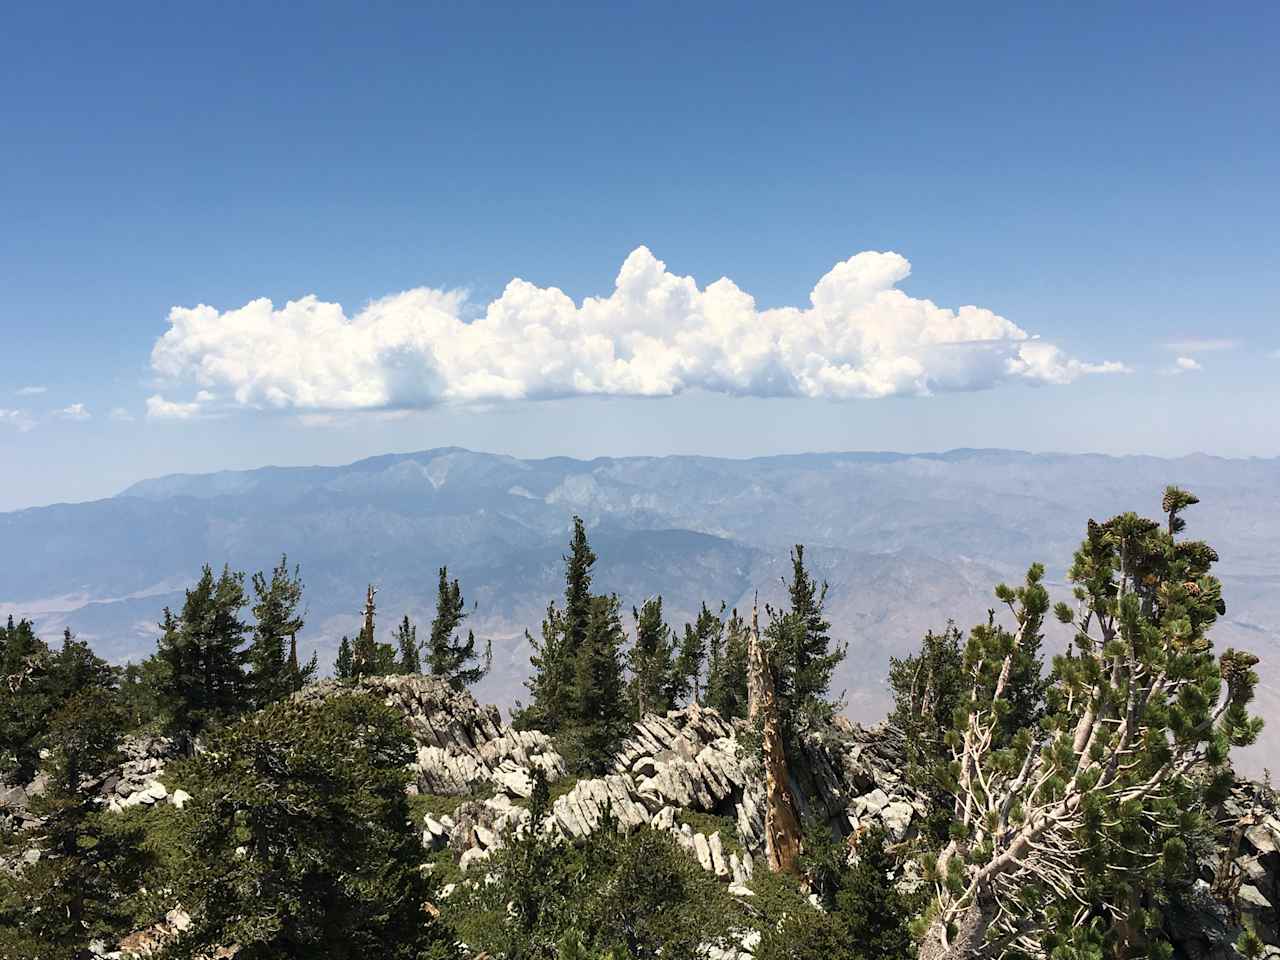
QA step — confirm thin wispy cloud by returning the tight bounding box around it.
[0,409,36,432]
[58,403,91,421]
[147,248,1127,418]
[15,385,47,396]
[109,407,136,422]
[1163,338,1237,353]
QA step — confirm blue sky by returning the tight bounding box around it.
[1,1,1277,510]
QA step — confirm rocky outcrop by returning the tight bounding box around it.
[1166,780,1280,959]
[294,675,567,797]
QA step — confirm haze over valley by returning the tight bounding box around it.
[5,445,1277,770]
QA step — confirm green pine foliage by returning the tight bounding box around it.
[922,488,1265,956]
[672,602,721,707]
[764,545,847,733]
[567,595,630,774]
[755,823,915,960]
[516,518,630,770]
[247,555,315,708]
[335,635,355,680]
[0,616,54,784]
[119,655,170,732]
[887,623,967,841]
[705,607,749,720]
[394,615,421,674]
[155,564,251,751]
[513,603,569,732]
[0,647,150,959]
[426,567,490,689]
[628,596,677,718]
[563,516,596,661]
[449,769,735,959]
[161,692,460,960]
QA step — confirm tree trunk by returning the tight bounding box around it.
[918,900,995,960]
[747,601,802,876]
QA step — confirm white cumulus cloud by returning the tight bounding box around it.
[58,403,91,421]
[146,392,214,420]
[147,247,1126,417]
[1166,356,1203,375]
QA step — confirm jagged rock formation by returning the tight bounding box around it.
[5,674,1275,958]
[349,676,928,875]
[344,675,1279,958]
[293,675,567,796]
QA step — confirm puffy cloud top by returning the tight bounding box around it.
[148,247,1125,417]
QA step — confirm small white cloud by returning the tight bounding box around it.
[109,407,136,422]
[146,395,203,420]
[148,247,1126,416]
[58,403,91,421]
[1165,356,1203,375]
[16,385,47,396]
[0,409,36,432]
[1164,338,1236,353]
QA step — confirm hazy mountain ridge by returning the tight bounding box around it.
[4,446,1278,769]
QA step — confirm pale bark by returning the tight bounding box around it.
[919,900,995,960]
[747,600,802,876]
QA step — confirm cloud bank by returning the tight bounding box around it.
[148,247,1126,418]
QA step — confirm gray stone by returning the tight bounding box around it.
[692,832,713,872]
[881,800,914,841]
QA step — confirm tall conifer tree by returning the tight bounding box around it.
[247,555,314,707]
[570,595,629,773]
[155,564,249,751]
[334,636,354,681]
[765,545,846,731]
[628,596,676,717]
[515,517,597,732]
[426,567,490,689]
[394,615,420,675]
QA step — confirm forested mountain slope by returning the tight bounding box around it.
[3,447,1278,768]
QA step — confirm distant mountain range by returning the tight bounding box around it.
[3,447,1278,770]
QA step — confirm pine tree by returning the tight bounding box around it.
[563,516,596,662]
[334,636,354,680]
[514,603,568,732]
[888,623,967,840]
[919,489,1264,960]
[426,567,490,689]
[247,555,314,708]
[568,595,629,774]
[672,602,721,707]
[0,678,148,957]
[0,616,53,784]
[628,596,676,718]
[155,564,250,752]
[394,615,420,674]
[764,545,846,732]
[704,607,751,720]
[166,692,460,959]
[351,584,380,679]
[515,518,597,732]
